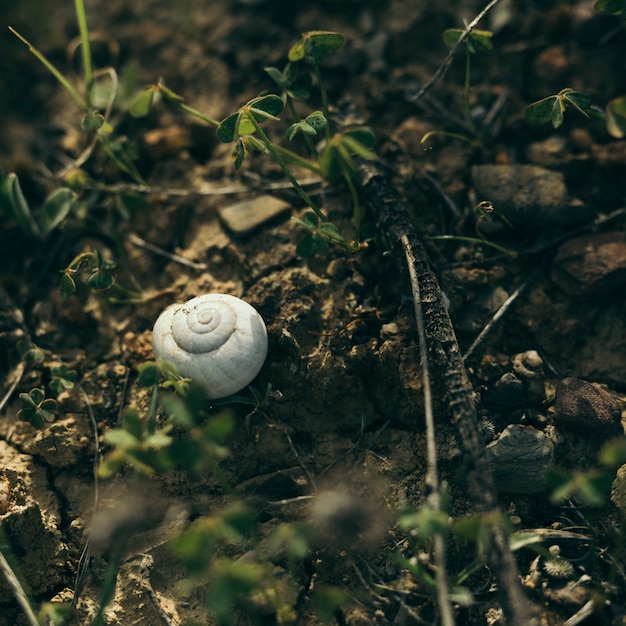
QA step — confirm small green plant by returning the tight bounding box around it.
[523,88,605,129]
[594,0,626,16]
[524,2,626,137]
[0,173,75,240]
[17,388,58,429]
[60,249,145,304]
[15,342,79,429]
[421,26,494,147]
[49,364,78,394]
[132,31,376,256]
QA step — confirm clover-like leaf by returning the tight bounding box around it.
[594,0,626,15]
[49,364,78,393]
[286,111,327,140]
[321,127,376,178]
[524,89,597,129]
[443,28,493,54]
[129,85,159,118]
[87,268,115,291]
[18,388,57,429]
[81,111,105,132]
[217,95,284,143]
[265,63,312,100]
[40,188,74,237]
[288,31,346,64]
[296,233,328,258]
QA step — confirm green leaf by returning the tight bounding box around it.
[87,269,115,291]
[137,361,162,387]
[247,94,284,120]
[443,28,493,53]
[524,96,559,125]
[296,233,327,257]
[104,428,140,448]
[59,274,76,299]
[81,112,105,132]
[162,395,195,428]
[289,31,346,63]
[29,388,45,405]
[562,90,592,116]
[606,95,626,138]
[40,399,57,422]
[217,95,283,143]
[123,407,143,440]
[286,112,326,140]
[303,31,346,63]
[129,86,157,118]
[594,0,626,15]
[40,188,74,236]
[0,173,39,237]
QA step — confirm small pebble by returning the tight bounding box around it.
[486,424,555,494]
[380,322,398,337]
[512,350,544,380]
[553,377,622,437]
[218,195,291,234]
[611,464,626,513]
[551,232,626,296]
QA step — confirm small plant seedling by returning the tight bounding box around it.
[594,0,626,15]
[0,173,75,240]
[131,31,375,256]
[49,364,78,394]
[523,88,605,129]
[18,388,58,429]
[421,26,494,147]
[60,249,145,304]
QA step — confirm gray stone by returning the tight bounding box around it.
[471,164,568,230]
[218,194,291,234]
[551,231,626,296]
[553,377,623,437]
[486,424,554,493]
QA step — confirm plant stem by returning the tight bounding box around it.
[248,116,328,222]
[173,101,220,127]
[286,98,319,159]
[314,64,332,141]
[8,27,87,110]
[464,48,477,135]
[271,143,322,175]
[74,0,94,104]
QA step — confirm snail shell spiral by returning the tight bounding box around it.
[152,294,268,399]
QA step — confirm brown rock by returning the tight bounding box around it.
[551,231,626,296]
[553,377,623,436]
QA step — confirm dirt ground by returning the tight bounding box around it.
[1,0,626,624]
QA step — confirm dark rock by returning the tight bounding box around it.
[486,425,554,494]
[553,377,623,437]
[471,164,568,230]
[551,232,626,297]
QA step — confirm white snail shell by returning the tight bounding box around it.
[152,294,268,399]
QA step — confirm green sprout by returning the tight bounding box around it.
[421,26,494,147]
[18,388,58,429]
[60,249,145,304]
[49,364,78,394]
[524,88,605,129]
[131,31,375,256]
[0,173,75,240]
[594,0,626,15]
